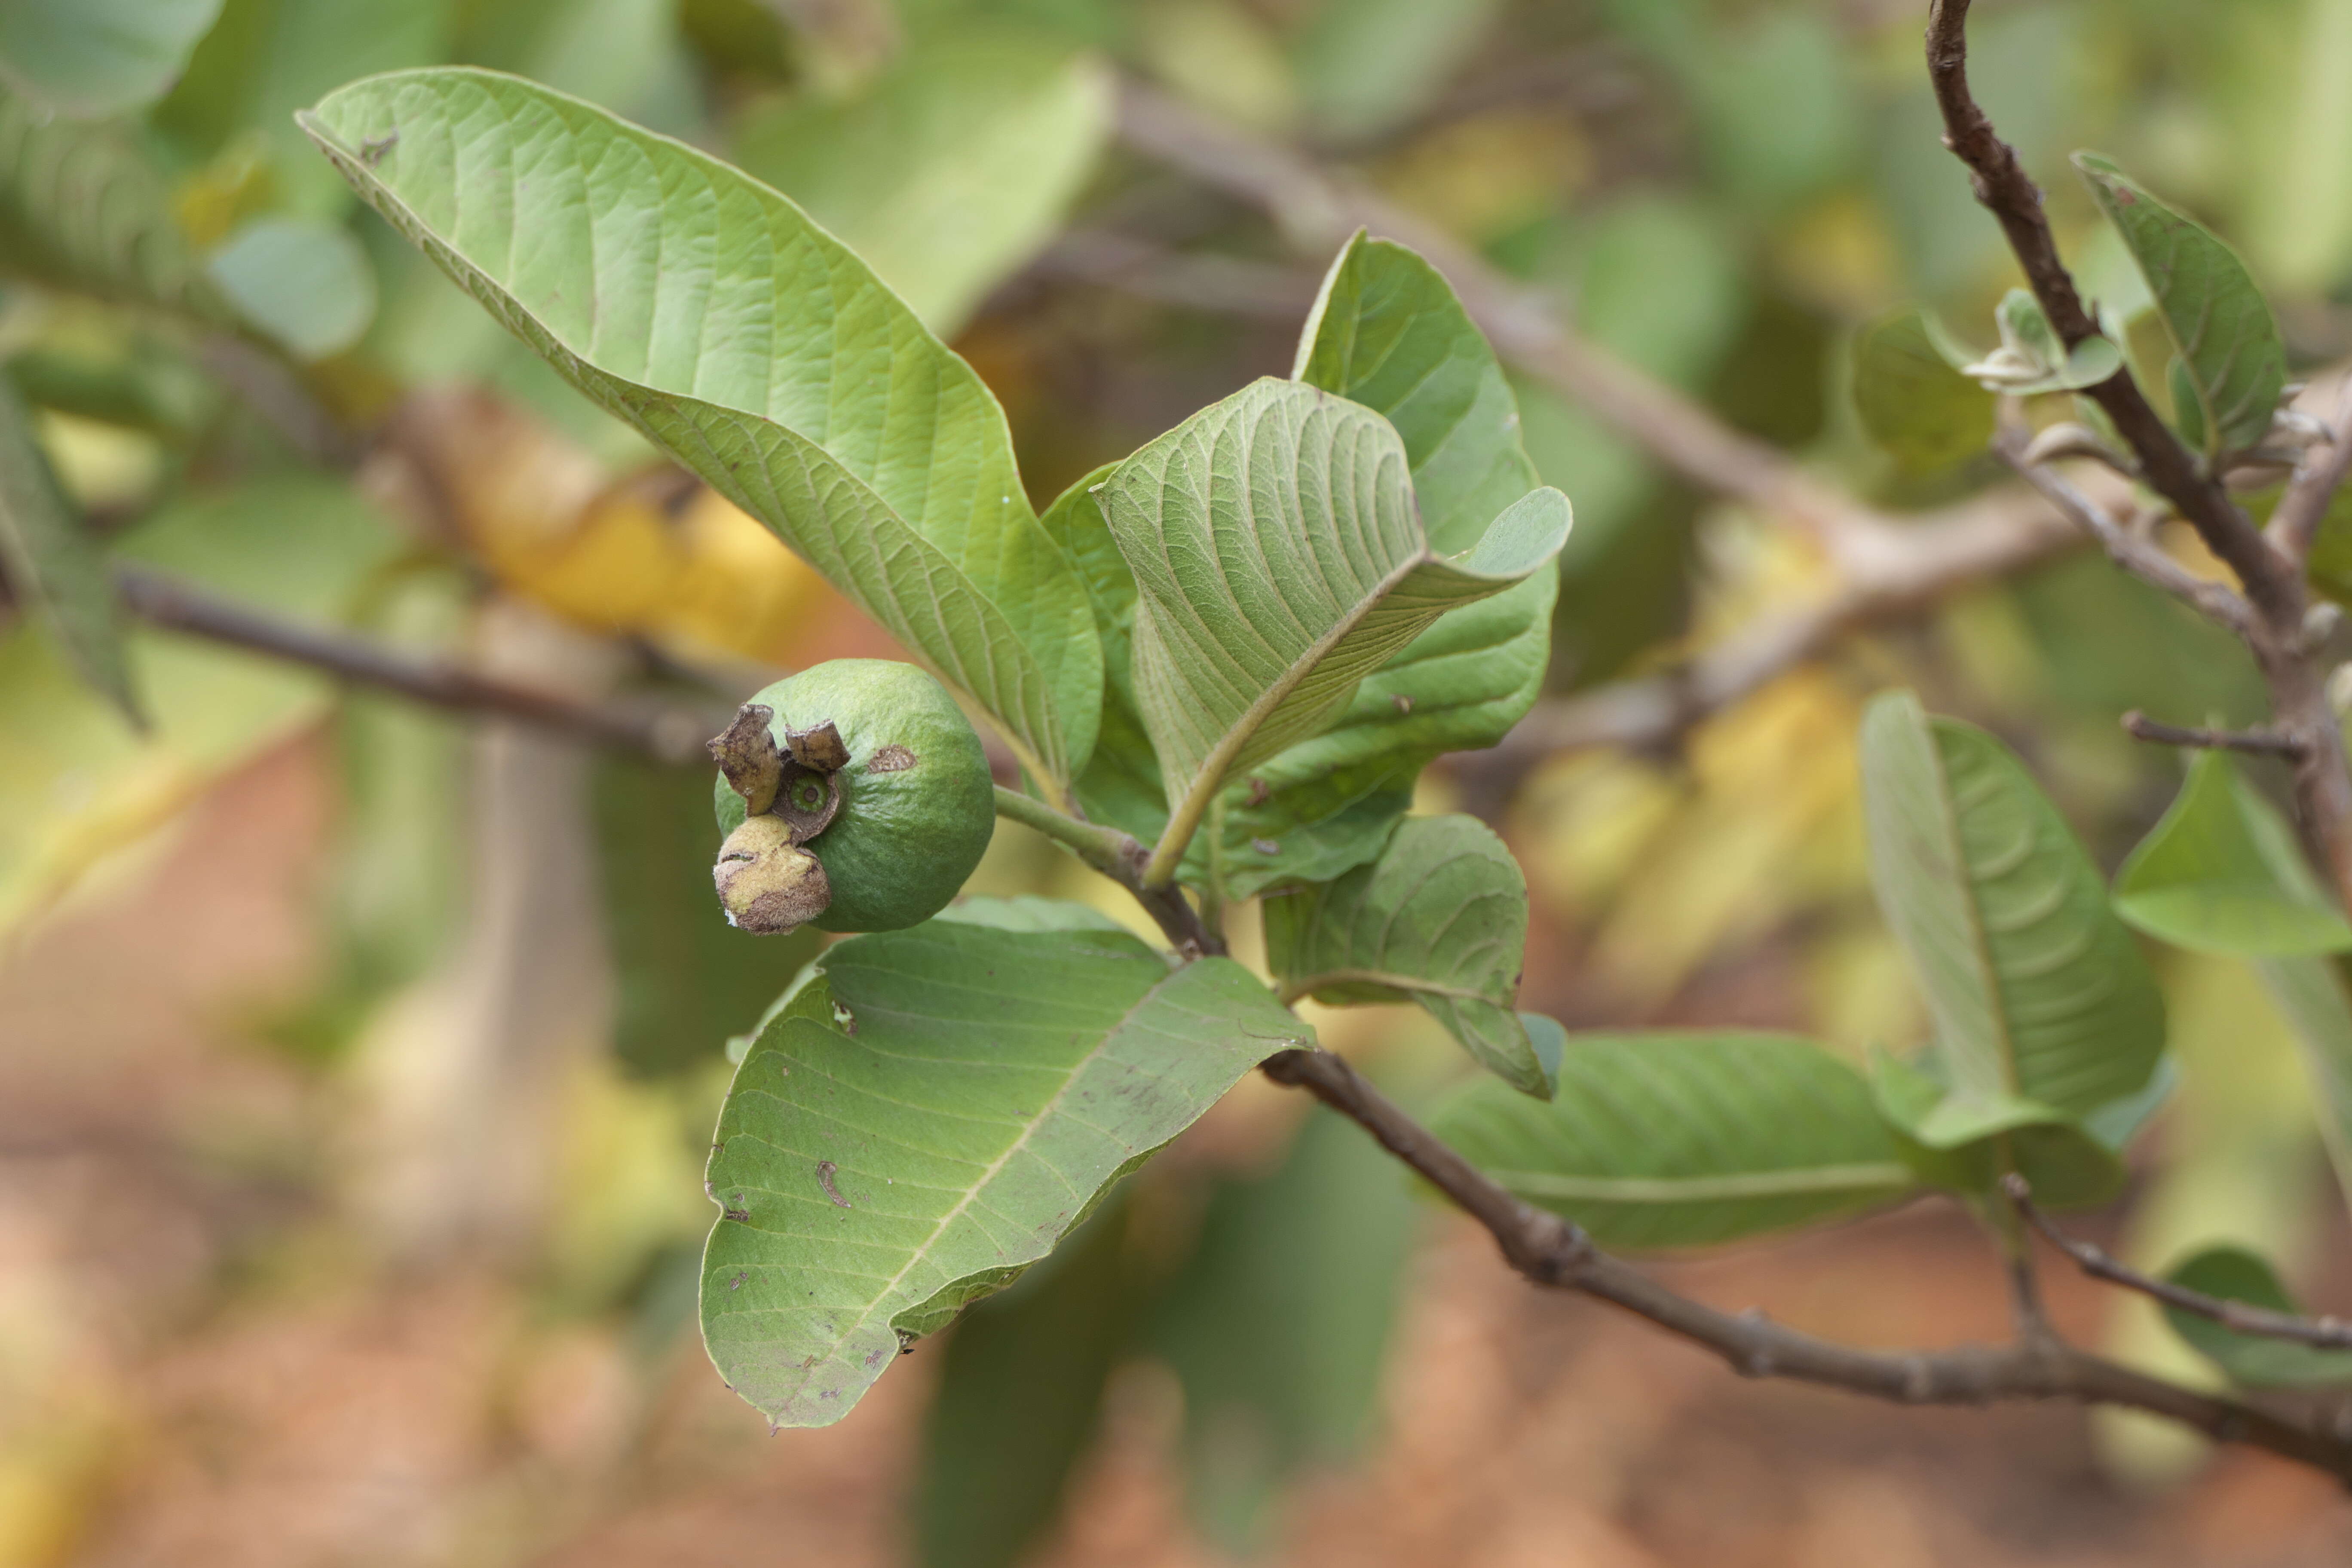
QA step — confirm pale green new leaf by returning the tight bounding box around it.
[699,920,1307,1428]
[0,0,223,119]
[732,24,1110,337]
[1853,307,1994,472]
[1265,814,1544,1096]
[302,68,1100,785]
[1104,377,1567,871]
[2161,1246,2352,1387]
[1432,1032,1916,1248]
[1859,690,2165,1120]
[0,377,138,726]
[0,87,224,318]
[2114,751,2352,955]
[1867,1047,2133,1208]
[2075,151,2285,457]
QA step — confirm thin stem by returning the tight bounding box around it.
[992,785,1225,956]
[1262,1045,2352,1479]
[2122,710,2309,760]
[2006,1175,2352,1351]
[115,565,717,762]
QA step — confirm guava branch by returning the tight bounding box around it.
[113,565,718,762]
[2005,1175,2352,1351]
[1926,0,2352,915]
[1262,1045,2352,1480]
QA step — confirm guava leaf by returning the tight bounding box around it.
[1860,690,2166,1123]
[206,214,378,361]
[1853,307,1994,472]
[302,68,1102,787]
[913,1197,1139,1568]
[1265,814,1545,1096]
[2114,750,2352,955]
[0,0,224,119]
[1148,1098,1417,1552]
[0,377,139,726]
[699,919,1308,1428]
[2160,1246,2352,1387]
[2075,151,2285,457]
[933,894,1128,935]
[1229,232,1556,885]
[1432,1032,1916,1248]
[732,24,1110,337]
[1103,375,1567,870]
[1866,1049,2134,1208]
[0,87,225,318]
[2249,953,2352,1209]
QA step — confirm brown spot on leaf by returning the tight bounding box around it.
[868,744,918,773]
[1392,694,1414,715]
[816,1160,851,1210]
[1247,777,1269,806]
[723,1207,752,1223]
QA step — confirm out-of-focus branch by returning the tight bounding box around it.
[114,564,718,763]
[1927,0,2352,915]
[1025,229,1320,320]
[1262,1045,2352,1480]
[1469,477,2101,779]
[1111,77,1884,558]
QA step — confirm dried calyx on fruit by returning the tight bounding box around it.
[708,702,850,932]
[709,659,997,934]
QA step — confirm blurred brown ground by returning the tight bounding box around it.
[7,736,2352,1568]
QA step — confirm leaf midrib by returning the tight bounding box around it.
[1925,732,2021,1097]
[1491,1162,1912,1204]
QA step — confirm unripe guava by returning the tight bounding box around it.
[714,659,994,932]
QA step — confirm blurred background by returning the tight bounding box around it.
[5,0,2352,1562]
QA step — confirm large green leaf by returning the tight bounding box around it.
[1103,376,1567,876]
[1213,231,1556,890]
[0,0,224,119]
[2114,751,2352,956]
[698,920,1306,1428]
[0,86,224,317]
[1295,233,1540,553]
[1852,306,1994,472]
[1149,1100,1417,1552]
[1265,814,1545,1096]
[2075,152,2286,457]
[913,1195,1139,1568]
[1859,690,2165,1123]
[302,68,1102,787]
[1432,1032,1916,1249]
[2159,1246,2352,1388]
[0,377,138,725]
[732,23,1109,337]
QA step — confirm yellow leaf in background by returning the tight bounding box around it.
[1374,107,1591,248]
[1520,671,1868,1012]
[387,390,827,664]
[644,485,828,666]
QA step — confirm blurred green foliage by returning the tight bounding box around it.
[11,0,2352,1558]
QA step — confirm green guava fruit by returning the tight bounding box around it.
[714,659,995,932]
